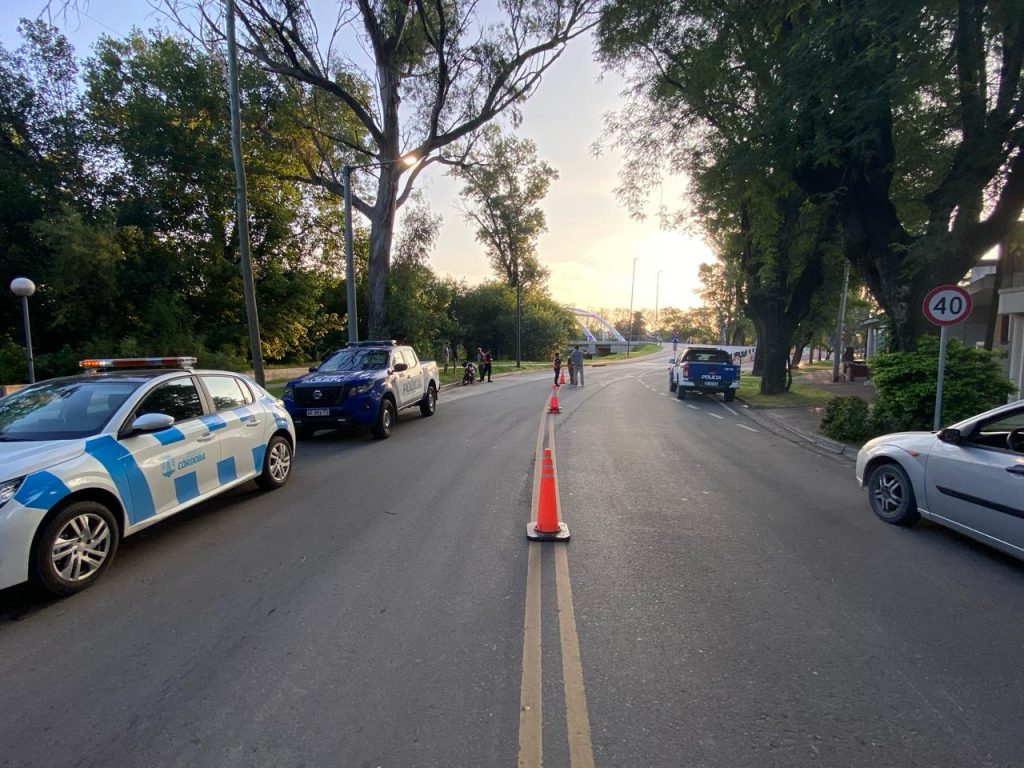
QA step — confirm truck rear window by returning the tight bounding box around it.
[683,349,732,363]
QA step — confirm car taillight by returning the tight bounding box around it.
[682,363,689,378]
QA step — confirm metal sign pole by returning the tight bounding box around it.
[933,324,948,430]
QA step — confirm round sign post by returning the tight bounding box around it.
[922,285,972,430]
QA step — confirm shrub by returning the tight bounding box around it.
[870,336,1015,434]
[820,396,873,444]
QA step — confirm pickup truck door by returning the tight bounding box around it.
[393,349,421,408]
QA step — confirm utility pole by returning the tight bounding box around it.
[626,257,638,358]
[226,0,265,385]
[831,261,850,383]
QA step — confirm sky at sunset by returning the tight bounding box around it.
[2,1,714,315]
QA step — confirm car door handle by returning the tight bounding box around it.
[196,433,215,443]
[1005,465,1024,476]
[244,419,261,427]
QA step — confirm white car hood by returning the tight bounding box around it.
[0,440,86,481]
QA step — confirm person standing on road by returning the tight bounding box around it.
[553,351,562,387]
[567,350,576,385]
[482,348,493,382]
[476,347,485,381]
[570,345,585,386]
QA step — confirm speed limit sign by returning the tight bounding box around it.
[922,284,972,326]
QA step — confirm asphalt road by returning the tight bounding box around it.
[2,352,1024,767]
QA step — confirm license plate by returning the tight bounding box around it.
[306,408,330,417]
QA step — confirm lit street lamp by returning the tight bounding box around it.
[342,155,418,343]
[10,277,36,383]
[626,257,638,358]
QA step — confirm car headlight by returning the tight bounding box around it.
[0,478,24,508]
[283,384,294,401]
[350,382,374,396]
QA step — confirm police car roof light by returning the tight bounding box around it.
[347,340,397,347]
[80,356,198,370]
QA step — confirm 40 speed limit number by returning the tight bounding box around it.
[922,284,972,326]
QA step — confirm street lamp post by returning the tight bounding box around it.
[10,277,35,383]
[654,270,663,340]
[342,155,418,344]
[626,257,638,358]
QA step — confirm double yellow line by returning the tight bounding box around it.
[517,400,595,768]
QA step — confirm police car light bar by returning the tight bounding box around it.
[347,340,397,347]
[80,357,198,370]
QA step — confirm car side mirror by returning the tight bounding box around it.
[393,362,408,372]
[129,413,175,435]
[308,365,318,373]
[938,428,963,445]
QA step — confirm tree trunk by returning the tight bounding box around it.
[367,165,401,338]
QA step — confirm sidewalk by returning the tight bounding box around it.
[742,365,875,457]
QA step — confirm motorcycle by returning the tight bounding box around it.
[461,361,476,385]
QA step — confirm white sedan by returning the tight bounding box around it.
[856,400,1024,560]
[0,358,295,595]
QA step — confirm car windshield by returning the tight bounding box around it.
[0,379,140,441]
[318,349,390,372]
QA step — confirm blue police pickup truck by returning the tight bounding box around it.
[282,341,439,439]
[669,346,740,402]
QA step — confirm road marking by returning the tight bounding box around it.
[719,403,738,416]
[517,389,595,768]
[687,404,698,410]
[709,412,724,419]
[556,545,596,768]
[518,544,542,767]
[736,423,758,432]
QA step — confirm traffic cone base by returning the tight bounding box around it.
[527,521,570,541]
[527,448,570,541]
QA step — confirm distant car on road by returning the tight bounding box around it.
[0,357,296,595]
[856,400,1024,560]
[282,341,439,440]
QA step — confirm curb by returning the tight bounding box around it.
[739,401,859,459]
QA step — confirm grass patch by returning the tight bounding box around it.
[738,375,835,408]
[592,343,662,362]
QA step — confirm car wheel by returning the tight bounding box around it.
[724,389,736,402]
[669,376,677,393]
[32,501,120,596]
[372,398,396,439]
[866,462,920,526]
[256,434,293,490]
[419,384,437,417]
[676,386,686,400]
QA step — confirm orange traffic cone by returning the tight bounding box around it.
[548,383,561,413]
[559,368,566,385]
[527,448,570,541]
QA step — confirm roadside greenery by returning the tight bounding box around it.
[737,375,834,408]
[869,337,1015,433]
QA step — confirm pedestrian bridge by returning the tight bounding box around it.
[569,308,631,354]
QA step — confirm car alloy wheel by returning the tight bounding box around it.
[866,462,920,526]
[257,434,293,490]
[33,501,120,595]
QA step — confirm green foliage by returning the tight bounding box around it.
[453,282,573,360]
[820,396,873,444]
[0,336,26,383]
[452,125,558,290]
[870,337,1015,433]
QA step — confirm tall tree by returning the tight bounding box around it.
[168,0,599,338]
[785,0,1024,350]
[453,125,558,289]
[597,0,836,392]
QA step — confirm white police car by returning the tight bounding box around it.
[0,357,296,596]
